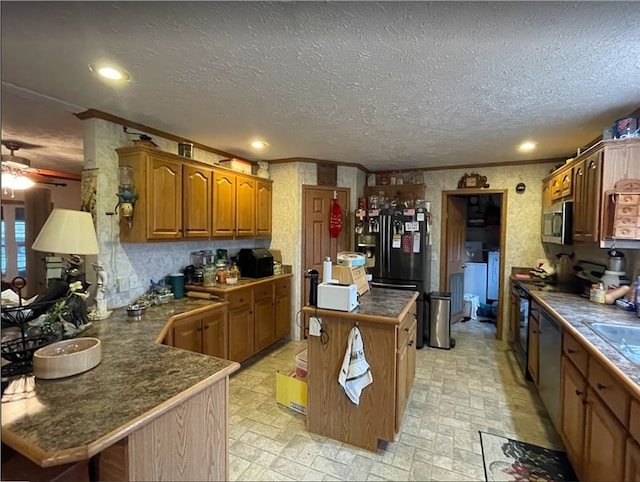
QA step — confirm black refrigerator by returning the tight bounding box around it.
[370,207,431,348]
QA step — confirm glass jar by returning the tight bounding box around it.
[203,264,216,286]
[216,267,229,284]
[227,263,240,285]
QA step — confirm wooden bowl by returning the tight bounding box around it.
[33,337,101,379]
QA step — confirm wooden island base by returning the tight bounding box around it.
[303,288,418,451]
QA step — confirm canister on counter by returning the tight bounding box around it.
[590,283,605,303]
[203,264,216,286]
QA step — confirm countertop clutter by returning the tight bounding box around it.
[306,287,419,324]
[2,297,239,469]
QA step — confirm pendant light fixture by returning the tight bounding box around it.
[1,141,35,197]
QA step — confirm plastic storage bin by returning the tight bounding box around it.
[294,348,308,379]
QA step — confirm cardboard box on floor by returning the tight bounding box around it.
[331,265,369,295]
[276,371,307,415]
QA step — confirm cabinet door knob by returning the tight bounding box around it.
[582,399,589,405]
[408,340,413,347]
[197,327,203,331]
[575,389,583,396]
[597,383,607,390]
[404,328,409,333]
[204,325,209,330]
[567,348,576,354]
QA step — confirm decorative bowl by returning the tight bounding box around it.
[33,337,101,379]
[126,304,146,317]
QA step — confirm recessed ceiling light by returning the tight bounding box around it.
[518,141,536,152]
[89,63,131,81]
[250,140,269,150]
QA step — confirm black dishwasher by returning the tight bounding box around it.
[538,309,562,431]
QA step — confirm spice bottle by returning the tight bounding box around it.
[227,263,240,285]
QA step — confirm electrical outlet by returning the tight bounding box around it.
[129,276,139,289]
[117,277,129,292]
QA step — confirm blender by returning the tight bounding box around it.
[601,248,628,289]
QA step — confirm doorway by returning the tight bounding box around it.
[300,185,350,338]
[440,189,507,340]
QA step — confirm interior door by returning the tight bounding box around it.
[443,196,467,322]
[302,186,350,336]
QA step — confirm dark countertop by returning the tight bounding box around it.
[2,297,239,467]
[531,290,640,397]
[302,287,419,324]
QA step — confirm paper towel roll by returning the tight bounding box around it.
[323,257,332,283]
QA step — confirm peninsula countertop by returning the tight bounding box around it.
[2,297,240,467]
[302,287,419,324]
[531,290,640,398]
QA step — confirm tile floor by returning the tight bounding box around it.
[227,318,564,481]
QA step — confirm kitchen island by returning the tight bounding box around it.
[302,287,419,451]
[2,298,240,481]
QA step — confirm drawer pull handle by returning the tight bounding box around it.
[567,348,576,354]
[582,399,589,406]
[575,389,583,396]
[597,383,607,390]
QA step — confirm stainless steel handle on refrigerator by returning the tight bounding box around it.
[380,215,387,274]
[385,214,391,273]
[371,282,418,289]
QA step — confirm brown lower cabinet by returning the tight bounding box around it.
[226,288,255,362]
[182,276,292,363]
[583,388,626,481]
[627,439,640,481]
[560,330,637,481]
[171,305,228,359]
[560,356,586,476]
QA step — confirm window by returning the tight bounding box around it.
[1,204,26,280]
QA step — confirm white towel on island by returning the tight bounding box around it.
[338,326,373,405]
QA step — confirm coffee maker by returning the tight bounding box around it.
[601,248,629,289]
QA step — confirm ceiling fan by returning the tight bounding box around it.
[1,140,67,197]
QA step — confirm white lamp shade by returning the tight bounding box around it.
[32,209,99,255]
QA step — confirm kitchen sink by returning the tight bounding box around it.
[586,322,640,365]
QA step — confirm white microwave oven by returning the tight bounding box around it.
[542,201,573,245]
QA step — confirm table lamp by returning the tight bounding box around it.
[32,209,100,285]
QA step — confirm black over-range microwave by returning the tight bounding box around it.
[542,200,573,245]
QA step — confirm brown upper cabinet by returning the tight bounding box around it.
[117,145,272,242]
[549,167,573,202]
[543,138,640,246]
[572,150,602,243]
[256,180,273,238]
[212,171,256,237]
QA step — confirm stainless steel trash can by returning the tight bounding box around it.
[429,292,455,349]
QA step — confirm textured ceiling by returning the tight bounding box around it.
[1,1,639,175]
